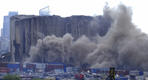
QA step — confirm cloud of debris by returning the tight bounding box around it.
[27,4,148,70]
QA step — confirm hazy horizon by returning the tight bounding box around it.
[0,0,148,35]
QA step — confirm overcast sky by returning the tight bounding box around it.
[0,0,148,34]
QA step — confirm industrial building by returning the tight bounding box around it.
[2,11,18,39]
[10,15,112,62]
[0,12,18,53]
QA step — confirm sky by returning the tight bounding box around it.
[0,0,148,34]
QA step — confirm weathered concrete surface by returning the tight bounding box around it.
[10,15,111,62]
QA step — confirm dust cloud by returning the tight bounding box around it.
[27,4,148,70]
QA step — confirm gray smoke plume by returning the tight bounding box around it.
[88,4,148,70]
[27,4,148,70]
[27,34,97,67]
